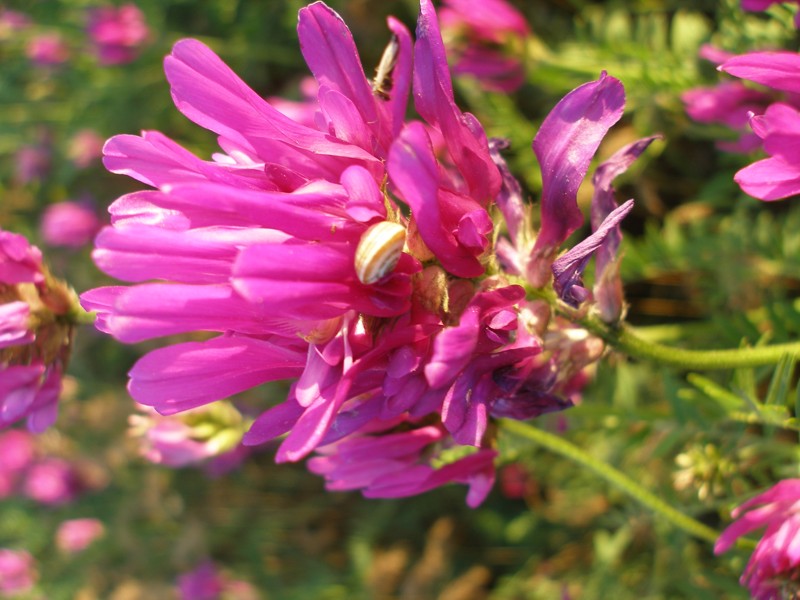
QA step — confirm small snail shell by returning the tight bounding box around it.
[354,221,406,285]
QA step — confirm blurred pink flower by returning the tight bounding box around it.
[14,144,50,184]
[682,82,772,153]
[56,518,105,553]
[716,479,800,599]
[40,201,101,248]
[87,4,149,65]
[26,32,69,65]
[177,561,224,600]
[440,0,531,92]
[22,458,79,506]
[0,8,30,35]
[0,430,35,498]
[0,549,35,595]
[68,129,105,168]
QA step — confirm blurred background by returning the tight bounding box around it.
[2,0,800,597]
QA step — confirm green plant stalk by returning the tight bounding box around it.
[579,315,800,370]
[499,418,721,543]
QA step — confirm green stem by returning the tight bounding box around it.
[499,418,721,544]
[579,315,800,370]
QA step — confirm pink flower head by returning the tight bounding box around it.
[40,200,102,248]
[0,9,31,36]
[177,561,225,600]
[87,4,149,65]
[0,549,35,595]
[129,403,249,471]
[439,0,530,92]
[56,518,105,553]
[22,457,79,506]
[716,479,800,599]
[83,0,632,506]
[26,32,69,66]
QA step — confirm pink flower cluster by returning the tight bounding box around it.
[0,230,77,432]
[12,3,149,68]
[87,4,149,65]
[83,1,644,505]
[0,429,83,505]
[716,479,800,599]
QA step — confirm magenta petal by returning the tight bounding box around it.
[128,336,305,414]
[297,2,377,127]
[388,122,485,277]
[164,39,379,174]
[532,73,626,254]
[735,156,800,201]
[721,52,800,94]
[413,0,501,201]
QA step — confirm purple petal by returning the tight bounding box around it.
[531,73,626,257]
[552,199,634,305]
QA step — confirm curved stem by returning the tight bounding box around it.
[499,418,721,544]
[578,314,800,370]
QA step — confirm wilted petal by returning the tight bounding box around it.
[552,199,634,306]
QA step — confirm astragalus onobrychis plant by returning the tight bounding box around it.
[7,0,800,597]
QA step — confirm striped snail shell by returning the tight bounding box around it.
[354,221,406,285]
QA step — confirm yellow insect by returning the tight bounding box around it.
[354,221,406,285]
[372,35,400,101]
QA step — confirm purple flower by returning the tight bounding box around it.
[0,549,35,595]
[177,561,225,600]
[87,4,149,65]
[83,0,636,506]
[715,479,800,599]
[56,518,105,553]
[40,200,102,248]
[439,0,530,92]
[26,33,69,66]
[14,142,50,184]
